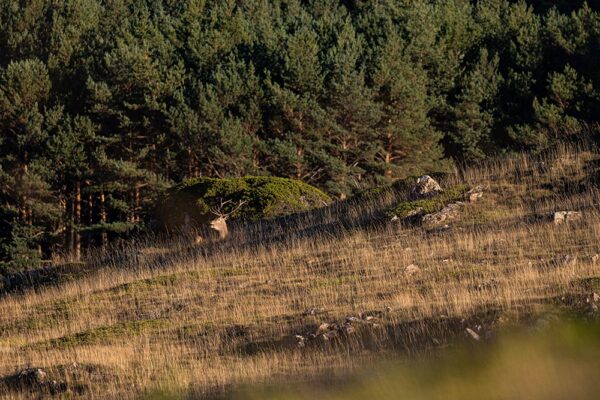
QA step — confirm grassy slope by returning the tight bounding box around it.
[1,145,600,399]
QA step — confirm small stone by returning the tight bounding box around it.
[295,335,306,347]
[303,307,323,316]
[323,330,339,340]
[403,264,421,276]
[592,254,599,264]
[316,323,331,334]
[553,211,582,225]
[466,186,484,203]
[465,327,480,341]
[344,324,356,334]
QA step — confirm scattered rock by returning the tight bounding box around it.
[302,307,324,316]
[592,254,599,265]
[553,211,583,225]
[412,175,443,198]
[321,330,339,341]
[295,335,306,347]
[422,202,463,225]
[466,186,484,203]
[19,368,47,386]
[293,311,384,348]
[465,327,480,341]
[0,363,109,396]
[403,264,421,276]
[316,323,331,334]
[343,324,356,334]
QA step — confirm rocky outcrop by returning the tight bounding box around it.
[411,175,443,198]
[388,176,486,228]
[0,363,111,396]
[422,202,464,225]
[293,311,387,348]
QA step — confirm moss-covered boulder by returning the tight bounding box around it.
[155,176,331,229]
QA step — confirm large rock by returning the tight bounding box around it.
[422,202,463,225]
[411,175,443,198]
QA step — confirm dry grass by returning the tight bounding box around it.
[1,144,600,399]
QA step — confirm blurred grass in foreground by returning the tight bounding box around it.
[232,321,600,400]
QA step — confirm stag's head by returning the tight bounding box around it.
[209,199,247,240]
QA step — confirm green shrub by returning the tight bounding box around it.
[155,176,331,228]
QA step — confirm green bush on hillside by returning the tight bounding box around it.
[155,176,331,229]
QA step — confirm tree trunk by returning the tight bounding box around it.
[74,182,81,261]
[20,159,29,223]
[60,196,67,254]
[68,191,74,258]
[135,185,140,224]
[100,190,107,248]
[88,193,93,248]
[384,152,393,179]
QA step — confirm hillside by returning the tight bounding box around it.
[2,0,600,266]
[1,145,600,399]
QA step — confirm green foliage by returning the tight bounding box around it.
[0,0,599,265]
[0,224,41,273]
[158,176,331,228]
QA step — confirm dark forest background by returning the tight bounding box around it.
[1,0,599,268]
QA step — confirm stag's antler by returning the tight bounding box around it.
[210,199,247,220]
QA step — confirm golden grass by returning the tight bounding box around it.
[1,144,599,399]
